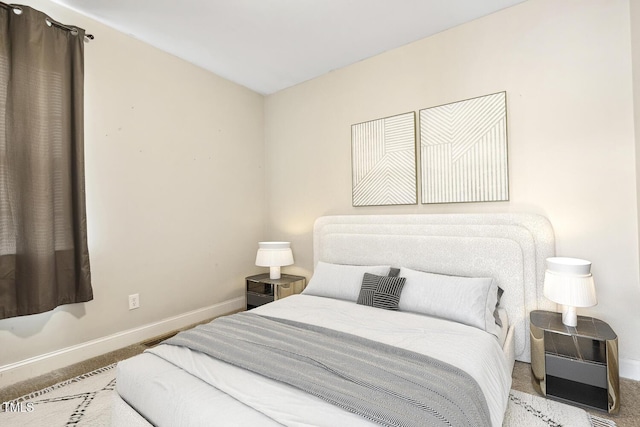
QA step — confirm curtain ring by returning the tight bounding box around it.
[12,5,22,15]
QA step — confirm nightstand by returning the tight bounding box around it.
[246,273,306,310]
[530,310,619,414]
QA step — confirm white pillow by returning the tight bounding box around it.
[398,267,500,337]
[302,262,391,302]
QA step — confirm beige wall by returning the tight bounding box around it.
[632,0,640,270]
[265,0,640,372]
[0,0,264,372]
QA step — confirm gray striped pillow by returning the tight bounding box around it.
[357,273,406,310]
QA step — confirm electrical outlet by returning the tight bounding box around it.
[128,293,140,310]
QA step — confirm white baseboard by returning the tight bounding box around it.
[620,357,640,381]
[0,297,245,388]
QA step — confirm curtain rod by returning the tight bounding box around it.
[0,2,94,41]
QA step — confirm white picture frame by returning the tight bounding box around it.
[351,112,417,207]
[420,92,509,204]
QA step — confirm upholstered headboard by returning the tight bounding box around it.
[313,213,555,363]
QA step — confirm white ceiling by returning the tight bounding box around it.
[51,0,527,95]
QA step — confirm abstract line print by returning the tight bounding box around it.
[420,92,508,204]
[352,112,416,206]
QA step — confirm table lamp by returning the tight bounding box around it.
[255,242,294,279]
[543,257,597,327]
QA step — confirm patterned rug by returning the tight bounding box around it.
[505,390,617,427]
[0,363,617,426]
[0,364,116,426]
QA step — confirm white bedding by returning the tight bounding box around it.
[117,295,512,427]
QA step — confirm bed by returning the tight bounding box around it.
[113,213,555,427]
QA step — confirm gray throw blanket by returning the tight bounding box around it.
[162,312,491,427]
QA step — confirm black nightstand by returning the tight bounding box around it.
[246,273,306,310]
[530,310,619,414]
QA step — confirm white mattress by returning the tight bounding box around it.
[117,295,513,427]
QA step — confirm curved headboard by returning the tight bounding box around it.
[313,213,555,363]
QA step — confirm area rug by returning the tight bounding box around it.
[0,363,115,426]
[505,389,616,427]
[0,363,617,427]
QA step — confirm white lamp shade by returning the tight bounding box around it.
[543,257,597,327]
[255,242,294,267]
[543,270,597,307]
[543,257,597,308]
[546,257,592,275]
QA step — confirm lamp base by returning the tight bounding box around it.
[561,305,577,327]
[269,266,281,280]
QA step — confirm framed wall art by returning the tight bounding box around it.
[420,92,508,204]
[351,112,417,207]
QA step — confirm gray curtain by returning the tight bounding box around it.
[0,3,92,319]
